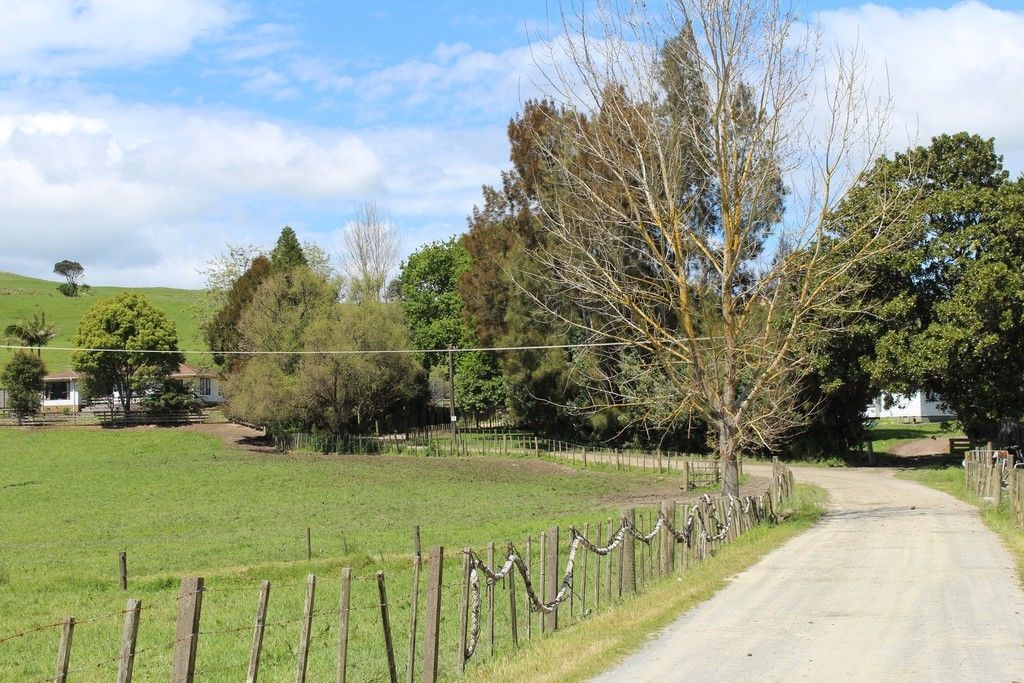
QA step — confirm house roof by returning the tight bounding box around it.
[44,364,214,382]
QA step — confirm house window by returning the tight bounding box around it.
[45,381,69,401]
[199,378,212,396]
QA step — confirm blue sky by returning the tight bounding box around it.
[1,1,1022,286]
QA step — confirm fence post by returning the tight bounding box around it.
[171,577,203,682]
[539,532,547,634]
[508,543,519,646]
[544,526,560,631]
[53,616,75,683]
[420,547,444,682]
[457,548,471,673]
[595,523,603,610]
[406,527,422,683]
[684,460,690,490]
[525,536,533,640]
[486,542,495,656]
[246,581,271,683]
[118,551,128,590]
[337,568,352,683]
[377,571,398,683]
[605,518,614,604]
[306,528,312,562]
[116,599,142,683]
[621,510,636,595]
[660,501,674,576]
[296,574,316,683]
[580,523,589,616]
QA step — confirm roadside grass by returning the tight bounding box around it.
[0,271,204,368]
[899,467,1024,577]
[466,485,827,682]
[0,427,764,681]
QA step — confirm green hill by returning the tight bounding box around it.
[0,271,206,369]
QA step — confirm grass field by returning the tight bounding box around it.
[0,426,780,681]
[0,271,205,369]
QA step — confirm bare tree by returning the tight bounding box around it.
[338,199,402,303]
[526,0,911,496]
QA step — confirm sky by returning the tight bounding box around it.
[0,0,1022,288]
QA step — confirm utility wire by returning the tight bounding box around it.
[0,339,713,357]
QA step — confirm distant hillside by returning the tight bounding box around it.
[0,271,206,369]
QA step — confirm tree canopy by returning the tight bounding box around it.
[0,352,46,420]
[53,260,88,297]
[4,311,57,356]
[71,293,183,415]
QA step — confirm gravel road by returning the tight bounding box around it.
[593,467,1024,681]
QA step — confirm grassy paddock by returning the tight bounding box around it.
[900,467,1024,577]
[0,427,738,681]
[466,486,826,682]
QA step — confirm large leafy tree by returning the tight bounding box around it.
[0,352,46,420]
[4,311,57,356]
[71,293,183,416]
[396,237,506,417]
[53,260,88,297]
[862,133,1024,438]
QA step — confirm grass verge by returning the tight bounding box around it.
[463,485,826,682]
[900,467,1024,578]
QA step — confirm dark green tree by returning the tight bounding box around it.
[0,352,46,420]
[270,226,308,271]
[53,260,88,297]
[71,293,184,416]
[203,255,273,366]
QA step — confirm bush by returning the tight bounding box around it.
[140,379,204,414]
[0,352,46,419]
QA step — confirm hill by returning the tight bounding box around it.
[0,271,206,369]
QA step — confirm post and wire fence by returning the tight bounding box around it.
[1,465,797,681]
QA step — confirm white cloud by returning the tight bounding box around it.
[0,0,241,75]
[818,1,1024,170]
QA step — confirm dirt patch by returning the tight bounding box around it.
[888,435,959,457]
[182,422,276,453]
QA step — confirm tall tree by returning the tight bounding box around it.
[4,311,57,356]
[71,293,183,416]
[53,260,88,297]
[203,255,273,367]
[526,1,902,495]
[270,227,308,271]
[0,352,46,421]
[339,200,402,304]
[859,133,1024,439]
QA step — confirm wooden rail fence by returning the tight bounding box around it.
[965,447,1024,526]
[18,467,796,681]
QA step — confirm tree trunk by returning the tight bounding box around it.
[718,421,740,499]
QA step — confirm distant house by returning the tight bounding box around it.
[865,391,955,421]
[40,364,224,412]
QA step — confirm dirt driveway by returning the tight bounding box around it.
[594,466,1024,681]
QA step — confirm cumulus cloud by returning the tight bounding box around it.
[817,1,1024,169]
[0,0,240,75]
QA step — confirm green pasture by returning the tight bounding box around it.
[0,271,205,369]
[0,427,711,681]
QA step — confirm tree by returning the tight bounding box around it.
[525,1,903,496]
[860,133,1024,439]
[203,255,273,367]
[53,260,87,297]
[270,227,308,271]
[4,311,57,356]
[71,293,184,416]
[0,352,46,421]
[396,237,507,416]
[339,200,402,304]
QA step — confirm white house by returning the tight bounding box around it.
[865,391,956,421]
[40,364,224,411]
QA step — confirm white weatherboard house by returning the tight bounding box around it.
[40,364,224,411]
[865,391,956,421]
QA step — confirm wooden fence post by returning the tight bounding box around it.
[507,542,519,647]
[117,599,142,683]
[621,510,636,595]
[605,518,614,604]
[525,536,533,640]
[544,526,560,631]
[539,532,547,634]
[595,522,602,610]
[421,547,444,683]
[660,501,674,576]
[457,549,471,673]
[171,576,203,683]
[296,574,316,683]
[683,460,690,490]
[53,616,75,683]
[118,551,128,590]
[406,527,422,683]
[580,523,589,616]
[246,581,271,683]
[306,527,312,562]
[337,568,352,683]
[377,571,398,683]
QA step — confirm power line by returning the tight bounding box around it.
[0,340,684,357]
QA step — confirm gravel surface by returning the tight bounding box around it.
[593,466,1024,682]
